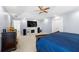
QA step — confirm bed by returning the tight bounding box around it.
[36,32,79,52]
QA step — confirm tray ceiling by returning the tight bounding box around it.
[2,6,79,19]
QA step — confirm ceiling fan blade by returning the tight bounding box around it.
[39,12,42,14]
[44,10,48,13]
[38,6,43,10]
[41,10,48,13]
[37,6,50,14]
[44,7,50,10]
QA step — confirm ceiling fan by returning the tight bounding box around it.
[36,6,50,14]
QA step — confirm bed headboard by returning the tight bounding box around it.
[36,34,48,41]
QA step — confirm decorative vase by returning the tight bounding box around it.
[8,18,15,32]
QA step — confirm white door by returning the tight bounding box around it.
[52,20,63,32]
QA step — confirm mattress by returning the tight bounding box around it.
[36,32,79,52]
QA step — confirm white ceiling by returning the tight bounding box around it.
[2,6,79,19]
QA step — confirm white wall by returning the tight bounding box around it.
[63,11,79,34]
[20,17,53,35]
[20,17,63,35]
[0,13,10,51]
[38,18,52,33]
[0,7,10,51]
[20,19,38,35]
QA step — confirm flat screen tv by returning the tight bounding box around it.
[27,21,37,27]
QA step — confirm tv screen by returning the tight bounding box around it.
[27,21,37,27]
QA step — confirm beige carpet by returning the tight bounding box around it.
[13,33,36,52]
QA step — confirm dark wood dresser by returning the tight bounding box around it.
[1,32,17,52]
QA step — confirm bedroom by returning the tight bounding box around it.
[0,6,79,52]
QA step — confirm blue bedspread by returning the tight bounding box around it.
[36,32,79,52]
